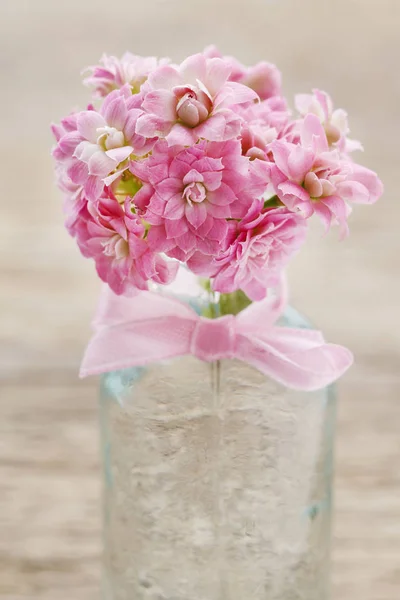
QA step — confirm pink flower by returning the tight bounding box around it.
[295,89,362,152]
[131,139,268,261]
[52,85,155,203]
[52,114,87,228]
[268,115,383,237]
[71,194,178,295]
[188,201,307,301]
[203,45,282,100]
[238,97,291,160]
[83,53,169,97]
[136,53,258,146]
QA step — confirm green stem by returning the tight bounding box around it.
[200,279,251,318]
[264,194,283,209]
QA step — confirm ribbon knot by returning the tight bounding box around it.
[80,285,353,391]
[191,315,236,362]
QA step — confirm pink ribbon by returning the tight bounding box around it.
[80,286,353,391]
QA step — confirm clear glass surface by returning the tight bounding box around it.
[99,283,336,600]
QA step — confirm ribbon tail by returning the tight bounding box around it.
[80,317,195,377]
[237,329,353,391]
[236,274,288,332]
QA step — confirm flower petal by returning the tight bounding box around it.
[142,90,177,121]
[77,111,106,143]
[301,113,329,153]
[103,96,127,130]
[207,182,236,206]
[105,146,133,164]
[164,194,185,219]
[88,151,116,177]
[179,53,207,85]
[185,201,208,229]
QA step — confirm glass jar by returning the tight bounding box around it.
[99,275,336,600]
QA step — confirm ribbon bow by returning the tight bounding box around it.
[80,285,353,391]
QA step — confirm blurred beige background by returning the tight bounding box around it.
[1,0,399,598]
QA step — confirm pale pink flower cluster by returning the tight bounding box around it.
[52,49,383,298]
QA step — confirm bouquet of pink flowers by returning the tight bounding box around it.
[52,47,383,302]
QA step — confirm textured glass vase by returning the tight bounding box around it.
[99,278,336,600]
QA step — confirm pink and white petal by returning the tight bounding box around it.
[184,202,208,229]
[73,140,98,162]
[193,154,224,173]
[105,146,133,164]
[277,181,310,206]
[146,192,167,217]
[301,114,329,153]
[229,197,251,219]
[103,96,128,130]
[124,110,142,141]
[287,145,314,182]
[349,165,383,203]
[195,112,241,142]
[55,132,83,159]
[201,169,223,191]
[269,141,292,177]
[169,154,195,179]
[205,58,231,96]
[312,201,333,234]
[164,194,185,219]
[207,217,230,241]
[196,214,214,237]
[67,160,89,184]
[165,217,189,238]
[84,175,104,201]
[157,177,182,201]
[182,169,204,185]
[142,90,177,121]
[166,123,197,146]
[207,182,237,206]
[336,180,369,204]
[321,195,349,238]
[175,230,197,254]
[146,225,175,253]
[314,89,332,121]
[206,202,231,218]
[147,65,182,91]
[136,113,172,138]
[103,168,127,186]
[77,111,106,143]
[88,151,116,177]
[152,254,179,284]
[133,184,154,211]
[179,53,206,85]
[221,81,259,105]
[165,246,188,262]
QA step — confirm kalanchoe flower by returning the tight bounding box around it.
[83,53,169,97]
[52,114,87,228]
[268,114,383,237]
[70,194,178,295]
[238,97,291,160]
[52,85,156,203]
[203,45,282,100]
[295,89,362,152]
[130,139,269,261]
[188,200,307,301]
[51,50,384,299]
[136,53,258,146]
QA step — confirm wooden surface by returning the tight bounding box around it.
[1,1,399,598]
